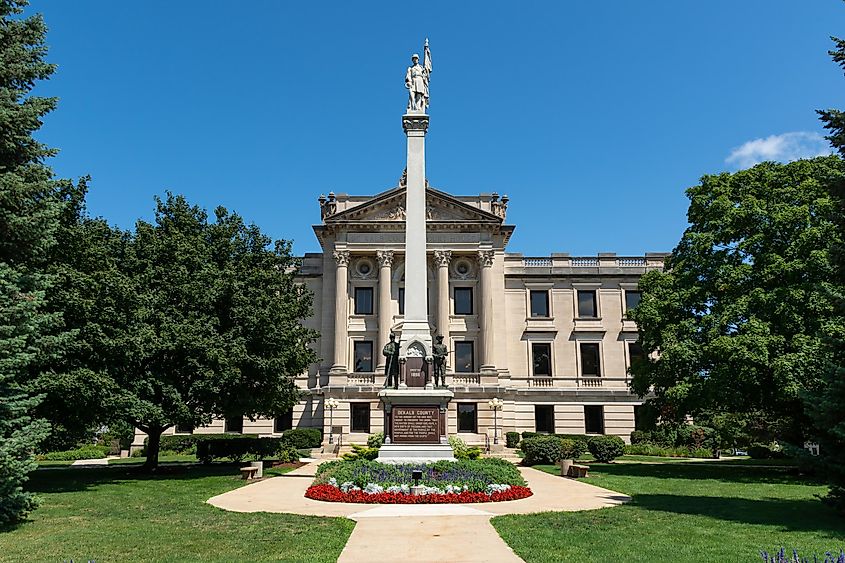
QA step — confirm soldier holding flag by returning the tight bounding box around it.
[405,39,432,112]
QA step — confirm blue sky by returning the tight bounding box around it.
[31,1,844,256]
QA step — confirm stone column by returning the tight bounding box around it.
[478,250,496,372]
[399,112,433,359]
[376,250,394,372]
[330,249,351,373]
[433,250,452,368]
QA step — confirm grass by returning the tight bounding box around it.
[492,460,845,562]
[0,463,354,562]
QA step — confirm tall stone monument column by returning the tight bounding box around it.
[478,249,496,372]
[398,113,433,361]
[331,249,350,373]
[376,250,394,372]
[434,249,451,367]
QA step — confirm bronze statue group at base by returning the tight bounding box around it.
[382,333,449,389]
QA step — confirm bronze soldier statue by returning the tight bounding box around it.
[383,333,400,389]
[432,334,447,388]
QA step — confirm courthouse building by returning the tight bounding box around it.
[140,179,666,449]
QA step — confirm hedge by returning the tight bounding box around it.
[36,445,109,461]
[588,435,625,462]
[197,436,285,464]
[505,432,520,448]
[282,427,323,449]
[521,436,564,465]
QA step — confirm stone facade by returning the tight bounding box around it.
[134,182,666,450]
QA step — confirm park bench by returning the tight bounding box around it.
[240,466,259,480]
[569,464,589,478]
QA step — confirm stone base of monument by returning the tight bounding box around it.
[376,443,456,464]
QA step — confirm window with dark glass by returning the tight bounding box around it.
[532,343,552,376]
[577,290,598,318]
[457,403,478,433]
[351,403,370,433]
[530,290,550,318]
[274,409,293,433]
[354,287,374,315]
[580,342,601,376]
[535,405,555,433]
[454,287,473,315]
[175,423,193,434]
[398,287,405,315]
[224,417,243,433]
[625,290,642,314]
[584,405,605,434]
[454,341,475,373]
[628,341,646,370]
[354,341,373,372]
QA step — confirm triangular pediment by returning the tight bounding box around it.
[325,186,502,224]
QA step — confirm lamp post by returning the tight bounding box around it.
[326,397,340,444]
[488,398,504,445]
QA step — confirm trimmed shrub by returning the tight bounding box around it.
[588,435,625,462]
[505,432,520,448]
[625,444,693,457]
[559,438,588,460]
[276,444,302,463]
[466,447,482,460]
[196,436,284,464]
[367,432,385,448]
[158,434,201,454]
[630,430,649,445]
[36,445,108,461]
[282,428,322,449]
[342,444,380,461]
[521,436,563,465]
[521,431,539,441]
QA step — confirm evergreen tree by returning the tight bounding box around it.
[809,34,845,514]
[0,0,62,524]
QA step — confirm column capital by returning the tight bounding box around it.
[433,250,452,268]
[402,113,430,135]
[377,249,395,268]
[477,249,495,268]
[333,249,351,267]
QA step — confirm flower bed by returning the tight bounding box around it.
[307,458,532,504]
[305,483,533,504]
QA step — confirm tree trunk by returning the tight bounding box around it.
[142,427,163,472]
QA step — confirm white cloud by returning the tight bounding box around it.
[725,131,833,169]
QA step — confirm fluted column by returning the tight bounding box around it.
[433,250,452,369]
[376,250,394,372]
[331,250,351,373]
[478,250,495,372]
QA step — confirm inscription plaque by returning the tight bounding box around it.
[391,406,439,443]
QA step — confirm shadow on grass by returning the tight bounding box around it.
[631,493,845,538]
[27,462,244,494]
[589,461,822,486]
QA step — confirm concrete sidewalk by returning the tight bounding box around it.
[207,460,630,562]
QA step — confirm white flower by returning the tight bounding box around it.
[485,483,512,495]
[328,477,338,487]
[363,483,384,495]
[340,481,361,493]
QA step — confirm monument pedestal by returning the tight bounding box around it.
[377,388,455,463]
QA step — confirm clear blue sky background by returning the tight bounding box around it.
[30,1,845,256]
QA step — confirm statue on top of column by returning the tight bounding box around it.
[405,39,432,112]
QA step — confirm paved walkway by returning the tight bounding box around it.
[71,455,120,466]
[207,461,630,562]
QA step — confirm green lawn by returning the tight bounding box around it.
[0,464,354,562]
[492,461,845,562]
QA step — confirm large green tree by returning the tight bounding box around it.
[630,156,844,443]
[48,192,318,470]
[808,34,845,514]
[0,0,64,524]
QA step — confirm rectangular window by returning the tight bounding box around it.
[457,403,477,433]
[454,341,475,373]
[532,342,552,376]
[580,342,601,377]
[224,417,243,434]
[534,405,555,434]
[274,409,293,433]
[584,405,605,434]
[529,290,550,318]
[577,289,598,318]
[454,287,473,315]
[174,423,193,434]
[625,290,642,314]
[353,341,374,372]
[628,341,646,371]
[398,287,405,315]
[351,403,371,433]
[354,287,374,315]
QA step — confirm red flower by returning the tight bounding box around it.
[304,484,533,504]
